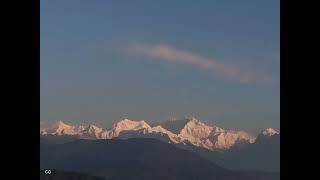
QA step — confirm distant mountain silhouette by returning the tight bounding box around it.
[41,138,267,180]
[179,133,280,172]
[40,135,79,145]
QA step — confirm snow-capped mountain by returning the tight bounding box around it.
[40,118,277,151]
[40,120,83,136]
[173,118,254,150]
[261,128,279,136]
[79,125,105,139]
[254,128,280,146]
[103,119,151,139]
[116,124,183,144]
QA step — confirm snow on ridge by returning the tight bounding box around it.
[40,118,278,151]
[261,128,279,136]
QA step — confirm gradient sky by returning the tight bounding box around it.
[41,0,280,134]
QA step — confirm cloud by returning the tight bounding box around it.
[126,44,264,84]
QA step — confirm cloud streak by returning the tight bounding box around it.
[126,44,263,84]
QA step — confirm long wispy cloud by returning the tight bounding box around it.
[126,44,267,84]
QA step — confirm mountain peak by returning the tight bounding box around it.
[183,118,224,132]
[261,128,279,136]
[105,119,151,138]
[179,118,214,140]
[184,117,200,122]
[42,120,78,136]
[115,119,150,128]
[52,120,73,129]
[55,120,67,126]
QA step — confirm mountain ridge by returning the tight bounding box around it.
[40,118,279,151]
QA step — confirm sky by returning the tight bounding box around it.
[41,0,280,134]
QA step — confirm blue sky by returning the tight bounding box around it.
[41,0,279,133]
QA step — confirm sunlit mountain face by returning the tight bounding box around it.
[40,118,278,152]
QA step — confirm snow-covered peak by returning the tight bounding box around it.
[261,128,279,136]
[176,118,256,150]
[207,130,255,150]
[184,117,206,126]
[103,119,151,138]
[179,118,215,140]
[79,124,105,139]
[113,119,151,130]
[182,118,224,133]
[187,117,200,122]
[42,120,78,135]
[187,118,225,133]
[53,120,69,128]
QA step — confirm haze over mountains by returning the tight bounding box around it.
[40,118,278,152]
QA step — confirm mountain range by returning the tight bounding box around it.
[40,118,280,172]
[40,118,277,151]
